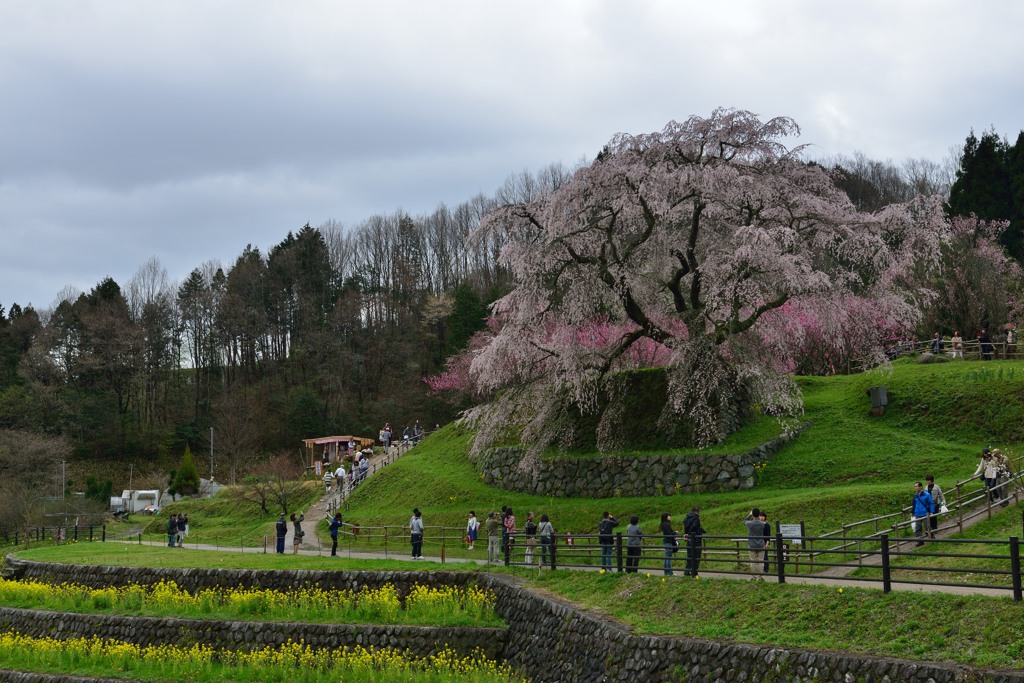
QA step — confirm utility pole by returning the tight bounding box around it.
[61,460,66,499]
[210,427,214,482]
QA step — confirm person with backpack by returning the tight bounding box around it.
[275,513,287,554]
[598,512,619,570]
[537,514,555,567]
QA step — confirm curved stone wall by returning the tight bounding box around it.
[3,559,1022,683]
[473,425,807,498]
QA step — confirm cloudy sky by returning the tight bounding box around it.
[2,1,1022,311]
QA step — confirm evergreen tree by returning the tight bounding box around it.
[172,446,201,497]
[946,130,1017,255]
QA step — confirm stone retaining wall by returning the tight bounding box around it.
[4,559,1022,683]
[473,424,807,498]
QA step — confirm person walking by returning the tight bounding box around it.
[992,448,1013,506]
[322,469,334,494]
[974,448,1001,503]
[485,511,502,564]
[176,513,187,547]
[524,512,538,565]
[625,515,643,573]
[598,511,619,570]
[466,511,479,550]
[327,512,343,557]
[409,508,424,559]
[291,512,304,554]
[660,512,677,576]
[538,514,555,567]
[275,513,287,554]
[682,506,706,577]
[925,474,945,536]
[745,508,766,577]
[911,482,934,546]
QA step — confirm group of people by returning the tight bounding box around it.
[974,447,1014,507]
[911,476,947,545]
[275,512,305,554]
[165,513,189,548]
[890,326,1021,361]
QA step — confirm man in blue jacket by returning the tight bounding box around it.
[912,482,934,546]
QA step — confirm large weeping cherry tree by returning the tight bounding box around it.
[465,108,945,457]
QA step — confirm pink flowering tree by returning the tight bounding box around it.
[463,109,943,455]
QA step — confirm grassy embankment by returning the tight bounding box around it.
[10,358,1024,669]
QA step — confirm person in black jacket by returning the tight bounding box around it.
[660,512,677,576]
[598,512,619,570]
[275,513,287,554]
[682,506,706,577]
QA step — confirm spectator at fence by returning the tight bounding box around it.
[930,332,944,354]
[538,514,555,566]
[524,512,537,564]
[466,510,479,550]
[503,507,517,557]
[485,511,502,563]
[1007,327,1017,358]
[598,512,619,570]
[683,506,705,577]
[911,483,933,547]
[275,513,287,554]
[625,515,643,573]
[291,512,305,554]
[951,331,963,358]
[979,328,993,360]
[925,474,946,535]
[974,448,1002,504]
[759,510,771,573]
[745,509,766,577]
[660,512,677,576]
[409,508,424,559]
[327,512,343,557]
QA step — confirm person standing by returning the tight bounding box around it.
[745,509,766,577]
[598,512,619,570]
[660,512,677,576]
[503,507,517,559]
[538,514,555,567]
[409,508,424,559]
[327,512,343,557]
[951,331,963,358]
[625,515,643,573]
[759,510,771,573]
[979,328,993,360]
[682,506,705,577]
[167,514,177,548]
[524,512,538,564]
[275,513,287,554]
[176,513,187,547]
[930,332,944,354]
[925,474,945,535]
[911,482,934,546]
[182,513,189,538]
[485,511,502,564]
[291,512,304,554]
[466,511,479,550]
[992,448,1013,506]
